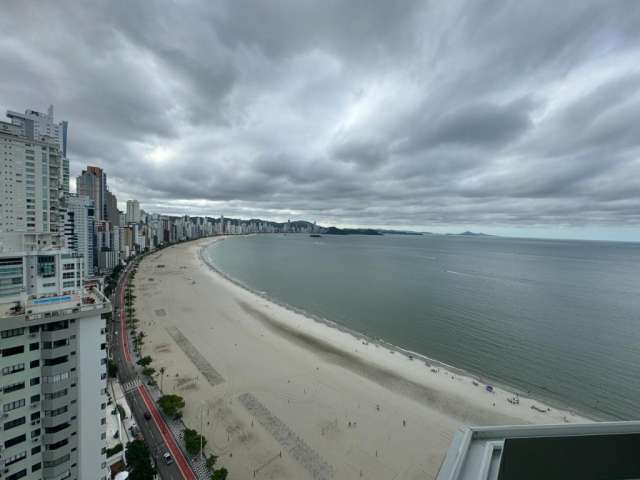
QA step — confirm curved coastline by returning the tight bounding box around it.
[198,235,599,422]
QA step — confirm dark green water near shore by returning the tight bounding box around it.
[205,234,640,419]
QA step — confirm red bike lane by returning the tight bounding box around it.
[138,384,197,480]
[120,267,197,480]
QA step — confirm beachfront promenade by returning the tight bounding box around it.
[110,260,197,479]
[130,237,588,479]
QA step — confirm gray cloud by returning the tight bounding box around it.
[1,0,639,236]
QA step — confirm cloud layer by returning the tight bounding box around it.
[1,1,639,235]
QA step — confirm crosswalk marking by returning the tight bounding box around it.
[122,378,142,393]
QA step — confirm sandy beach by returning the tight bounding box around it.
[134,237,589,480]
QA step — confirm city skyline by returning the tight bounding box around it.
[2,2,640,242]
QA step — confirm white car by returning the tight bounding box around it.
[163,452,173,465]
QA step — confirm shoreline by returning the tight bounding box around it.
[199,235,597,423]
[135,237,593,479]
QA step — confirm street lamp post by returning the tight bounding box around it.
[159,367,165,393]
[200,401,205,461]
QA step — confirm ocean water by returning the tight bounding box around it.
[205,234,640,420]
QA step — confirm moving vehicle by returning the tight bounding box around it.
[163,452,173,465]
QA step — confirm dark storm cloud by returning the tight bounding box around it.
[1,0,639,233]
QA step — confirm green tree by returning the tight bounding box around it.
[107,359,118,378]
[206,454,218,470]
[183,428,207,456]
[142,367,156,377]
[158,394,185,417]
[125,440,155,480]
[211,468,228,480]
[137,356,153,367]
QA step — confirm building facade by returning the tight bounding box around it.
[63,195,96,280]
[2,106,110,480]
[6,106,69,196]
[76,167,107,224]
[105,192,119,228]
[125,201,139,225]
[0,234,111,480]
[1,118,65,247]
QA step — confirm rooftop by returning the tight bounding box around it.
[436,421,640,480]
[1,286,110,320]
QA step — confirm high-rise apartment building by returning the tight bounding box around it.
[105,192,119,227]
[2,106,110,480]
[64,195,96,279]
[1,117,65,248]
[0,234,111,480]
[125,200,140,224]
[76,167,107,223]
[76,168,120,274]
[6,106,69,196]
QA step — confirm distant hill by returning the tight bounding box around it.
[447,231,494,237]
[324,227,382,236]
[377,229,423,236]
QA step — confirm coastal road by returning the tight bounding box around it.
[110,259,197,480]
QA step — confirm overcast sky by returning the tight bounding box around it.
[2,1,639,240]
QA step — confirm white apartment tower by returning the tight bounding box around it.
[0,121,65,247]
[1,108,110,480]
[6,106,69,196]
[125,200,140,224]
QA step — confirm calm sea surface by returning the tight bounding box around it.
[205,234,640,419]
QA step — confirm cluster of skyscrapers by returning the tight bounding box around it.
[0,104,325,480]
[1,106,111,480]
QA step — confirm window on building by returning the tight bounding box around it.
[45,422,69,434]
[3,398,26,412]
[44,389,67,400]
[5,451,27,466]
[4,433,26,449]
[42,321,68,332]
[46,438,68,451]
[44,406,68,417]
[37,256,55,278]
[2,345,25,357]
[1,327,25,339]
[2,363,25,375]
[6,468,27,480]
[3,416,26,431]
[43,355,68,366]
[3,381,25,394]
[43,454,70,469]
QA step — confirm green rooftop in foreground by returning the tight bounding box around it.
[436,421,640,480]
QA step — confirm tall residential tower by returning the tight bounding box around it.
[1,108,110,480]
